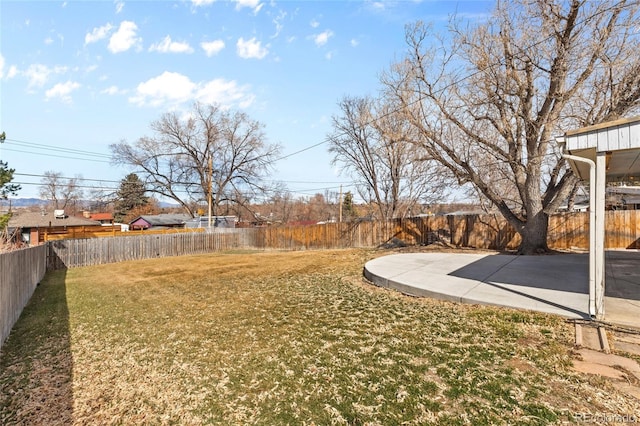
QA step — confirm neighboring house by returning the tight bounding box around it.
[185,216,237,229]
[129,214,192,230]
[608,186,640,210]
[8,210,101,245]
[80,211,114,225]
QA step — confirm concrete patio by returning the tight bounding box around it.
[364,250,640,328]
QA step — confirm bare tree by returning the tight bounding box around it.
[265,190,296,224]
[328,96,448,220]
[110,102,281,217]
[383,0,640,253]
[39,171,84,211]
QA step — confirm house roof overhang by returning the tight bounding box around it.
[559,115,640,183]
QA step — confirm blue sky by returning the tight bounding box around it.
[0,0,492,201]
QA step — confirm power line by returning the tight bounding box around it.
[2,147,111,163]
[15,173,121,184]
[274,141,328,162]
[6,138,354,196]
[5,138,111,159]
[12,181,118,191]
[13,172,355,188]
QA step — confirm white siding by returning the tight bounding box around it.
[631,122,640,147]
[566,119,640,152]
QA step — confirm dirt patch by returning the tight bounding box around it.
[506,357,538,374]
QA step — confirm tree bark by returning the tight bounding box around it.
[514,210,549,254]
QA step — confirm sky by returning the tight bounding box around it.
[0,0,492,202]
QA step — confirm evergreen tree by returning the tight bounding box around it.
[342,191,358,221]
[114,173,148,222]
[0,161,19,200]
[0,132,21,229]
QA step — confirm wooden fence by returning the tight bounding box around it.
[0,245,47,349]
[46,228,263,270]
[259,211,638,251]
[43,210,640,270]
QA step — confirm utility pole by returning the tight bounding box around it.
[208,155,213,228]
[338,184,343,223]
[0,131,5,162]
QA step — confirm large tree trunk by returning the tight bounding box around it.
[515,210,549,255]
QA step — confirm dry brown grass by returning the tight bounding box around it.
[1,248,639,425]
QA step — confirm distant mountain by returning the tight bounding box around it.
[2,198,45,207]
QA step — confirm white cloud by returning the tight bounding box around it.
[44,37,54,45]
[196,78,254,108]
[201,40,225,57]
[310,19,320,28]
[0,54,16,81]
[102,85,126,95]
[45,81,81,103]
[129,71,196,107]
[192,0,215,6]
[25,64,49,88]
[350,38,359,47]
[24,64,67,89]
[7,66,18,79]
[235,0,263,14]
[108,21,141,53]
[271,10,286,38]
[149,35,194,54]
[369,2,386,12]
[129,71,254,109]
[236,37,268,59]
[114,0,124,13]
[85,23,114,45]
[313,30,333,47]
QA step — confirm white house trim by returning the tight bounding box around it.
[558,115,640,320]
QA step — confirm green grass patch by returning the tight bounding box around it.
[1,249,638,424]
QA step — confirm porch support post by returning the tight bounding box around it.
[594,152,607,320]
[562,153,596,317]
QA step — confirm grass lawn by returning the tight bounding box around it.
[1,248,638,425]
